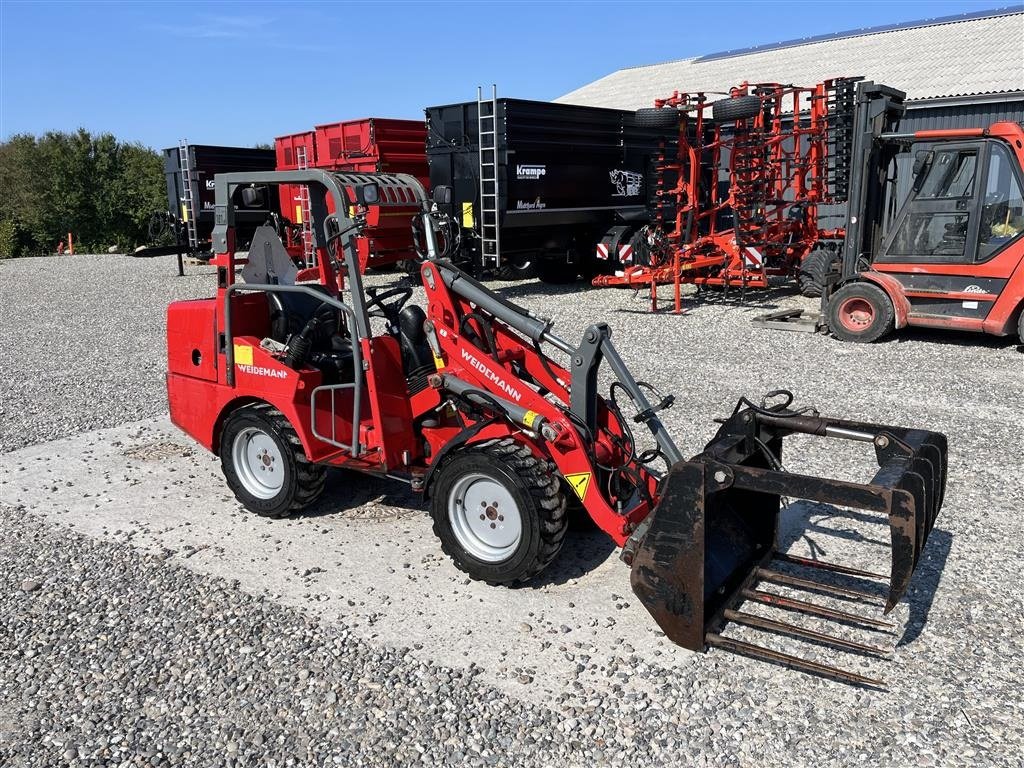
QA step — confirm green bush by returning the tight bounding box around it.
[0,130,166,257]
[0,218,16,259]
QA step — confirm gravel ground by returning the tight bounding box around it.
[2,253,1023,766]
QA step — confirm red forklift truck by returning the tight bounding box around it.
[167,169,949,686]
[757,82,1024,342]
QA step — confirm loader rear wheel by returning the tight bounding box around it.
[827,282,895,343]
[220,404,326,518]
[430,438,567,584]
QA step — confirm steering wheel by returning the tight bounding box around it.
[365,285,413,330]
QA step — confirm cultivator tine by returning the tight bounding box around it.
[706,633,886,689]
[740,588,896,631]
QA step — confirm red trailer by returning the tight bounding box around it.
[274,119,428,273]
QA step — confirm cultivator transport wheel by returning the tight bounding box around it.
[796,247,832,297]
[827,282,895,343]
[634,107,682,129]
[220,404,326,518]
[711,94,763,122]
[430,438,567,584]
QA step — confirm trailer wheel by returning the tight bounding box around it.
[220,404,326,518]
[537,256,579,284]
[827,283,895,343]
[430,438,567,584]
[711,95,763,122]
[797,248,833,297]
[634,107,681,129]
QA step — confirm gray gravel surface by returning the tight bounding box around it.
[2,253,1023,766]
[0,255,213,452]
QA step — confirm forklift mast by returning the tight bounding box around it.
[836,82,907,282]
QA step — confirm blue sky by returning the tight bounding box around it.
[0,0,1005,149]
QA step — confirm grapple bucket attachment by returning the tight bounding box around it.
[626,405,947,686]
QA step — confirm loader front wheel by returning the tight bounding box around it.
[430,439,567,584]
[827,282,895,343]
[220,404,326,518]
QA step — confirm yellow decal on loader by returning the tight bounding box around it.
[462,202,474,228]
[523,410,540,429]
[181,203,189,222]
[234,343,254,366]
[565,472,591,502]
[433,351,445,370]
[294,204,303,224]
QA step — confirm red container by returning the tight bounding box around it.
[275,118,428,272]
[274,131,317,170]
[313,118,427,180]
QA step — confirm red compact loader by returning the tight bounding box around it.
[167,169,948,685]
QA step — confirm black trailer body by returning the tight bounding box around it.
[426,98,675,280]
[163,145,278,255]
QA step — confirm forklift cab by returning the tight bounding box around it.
[822,118,1024,341]
[876,138,1024,267]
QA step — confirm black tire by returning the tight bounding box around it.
[711,95,762,122]
[797,248,833,298]
[536,255,579,284]
[430,438,567,584]
[494,254,537,281]
[827,282,895,343]
[634,107,681,129]
[1018,307,1024,344]
[219,404,326,518]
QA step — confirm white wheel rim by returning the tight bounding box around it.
[448,472,522,563]
[232,426,284,499]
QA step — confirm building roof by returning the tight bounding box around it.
[556,7,1024,110]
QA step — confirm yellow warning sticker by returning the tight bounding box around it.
[181,203,189,223]
[294,204,303,224]
[433,352,445,370]
[523,410,540,429]
[565,472,591,501]
[234,343,254,366]
[462,202,474,228]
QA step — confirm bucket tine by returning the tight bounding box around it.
[755,567,886,605]
[741,588,897,631]
[723,609,891,656]
[706,633,886,688]
[773,552,888,581]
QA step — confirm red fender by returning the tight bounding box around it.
[856,270,911,329]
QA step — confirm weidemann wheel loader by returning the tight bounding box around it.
[166,169,948,686]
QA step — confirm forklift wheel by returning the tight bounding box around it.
[430,438,567,584]
[827,282,895,343]
[220,404,326,518]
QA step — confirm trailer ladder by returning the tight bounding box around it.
[178,140,199,251]
[477,84,501,268]
[295,145,316,268]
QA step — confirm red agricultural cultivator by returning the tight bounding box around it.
[593,78,862,310]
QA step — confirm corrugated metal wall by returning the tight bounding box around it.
[900,98,1024,131]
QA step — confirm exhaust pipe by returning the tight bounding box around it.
[626,401,947,686]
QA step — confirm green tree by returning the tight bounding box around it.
[0,130,167,256]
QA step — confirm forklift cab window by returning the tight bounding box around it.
[883,148,979,263]
[977,143,1024,261]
